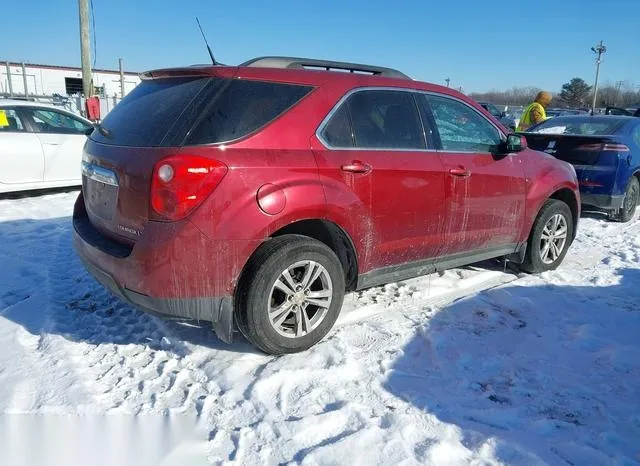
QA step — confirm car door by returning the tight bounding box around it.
[0,107,45,185]
[312,88,446,275]
[22,107,91,183]
[419,93,526,256]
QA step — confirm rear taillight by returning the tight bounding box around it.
[576,143,630,152]
[602,143,630,152]
[150,154,227,221]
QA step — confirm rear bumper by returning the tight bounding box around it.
[581,193,625,210]
[76,251,234,342]
[72,193,262,344]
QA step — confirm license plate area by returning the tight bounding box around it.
[82,162,119,222]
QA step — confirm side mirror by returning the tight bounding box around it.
[506,133,527,152]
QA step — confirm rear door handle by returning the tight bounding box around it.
[341,161,372,174]
[43,142,61,146]
[449,167,471,177]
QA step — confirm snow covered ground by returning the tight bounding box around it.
[0,189,639,466]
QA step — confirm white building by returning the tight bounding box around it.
[1,61,141,98]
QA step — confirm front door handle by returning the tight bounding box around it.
[449,167,471,177]
[341,161,372,174]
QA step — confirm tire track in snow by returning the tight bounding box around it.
[44,228,216,414]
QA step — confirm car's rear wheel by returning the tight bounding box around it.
[521,199,573,273]
[610,176,639,223]
[235,235,345,355]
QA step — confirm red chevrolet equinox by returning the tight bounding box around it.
[73,56,580,354]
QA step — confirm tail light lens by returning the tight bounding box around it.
[602,143,630,152]
[576,143,630,152]
[575,143,604,151]
[150,154,227,221]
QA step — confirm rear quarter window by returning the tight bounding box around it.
[185,80,313,145]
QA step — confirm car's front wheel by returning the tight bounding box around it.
[521,199,574,273]
[235,235,345,355]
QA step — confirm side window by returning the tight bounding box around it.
[27,109,90,134]
[423,95,502,152]
[187,80,313,145]
[320,104,353,147]
[634,125,640,148]
[346,90,425,150]
[0,109,26,132]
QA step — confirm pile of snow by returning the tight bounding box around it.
[0,190,639,465]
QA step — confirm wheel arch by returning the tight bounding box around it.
[271,219,359,292]
[549,187,579,242]
[237,219,359,297]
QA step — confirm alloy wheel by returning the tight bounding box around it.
[268,260,333,338]
[539,213,568,265]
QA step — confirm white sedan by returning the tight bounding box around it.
[0,100,93,193]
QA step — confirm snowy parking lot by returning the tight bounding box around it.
[0,190,639,465]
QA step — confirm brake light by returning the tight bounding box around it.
[575,143,603,151]
[150,155,227,221]
[602,143,630,152]
[576,143,630,152]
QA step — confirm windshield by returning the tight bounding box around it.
[529,117,626,136]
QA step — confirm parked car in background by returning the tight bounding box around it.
[509,108,524,130]
[0,100,93,193]
[524,115,640,222]
[74,56,580,354]
[545,109,564,119]
[477,101,517,130]
[605,106,640,117]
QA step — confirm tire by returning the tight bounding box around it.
[235,235,345,355]
[520,199,574,273]
[610,176,639,223]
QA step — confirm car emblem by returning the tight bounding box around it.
[117,224,141,236]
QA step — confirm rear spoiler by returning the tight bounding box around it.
[139,66,236,80]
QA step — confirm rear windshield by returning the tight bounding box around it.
[91,77,313,147]
[529,117,625,136]
[91,77,214,147]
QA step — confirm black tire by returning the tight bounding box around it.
[235,235,345,355]
[610,176,639,223]
[520,199,574,273]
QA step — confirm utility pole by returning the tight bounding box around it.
[445,78,450,88]
[590,40,606,114]
[119,58,125,98]
[78,0,93,98]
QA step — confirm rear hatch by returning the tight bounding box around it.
[524,133,615,165]
[523,116,628,166]
[82,66,315,246]
[82,70,234,245]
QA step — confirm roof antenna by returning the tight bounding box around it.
[196,17,217,65]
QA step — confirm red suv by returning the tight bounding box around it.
[73,56,580,354]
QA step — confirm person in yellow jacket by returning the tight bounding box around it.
[517,91,553,132]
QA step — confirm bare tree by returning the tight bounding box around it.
[469,87,542,107]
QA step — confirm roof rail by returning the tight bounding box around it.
[240,56,411,80]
